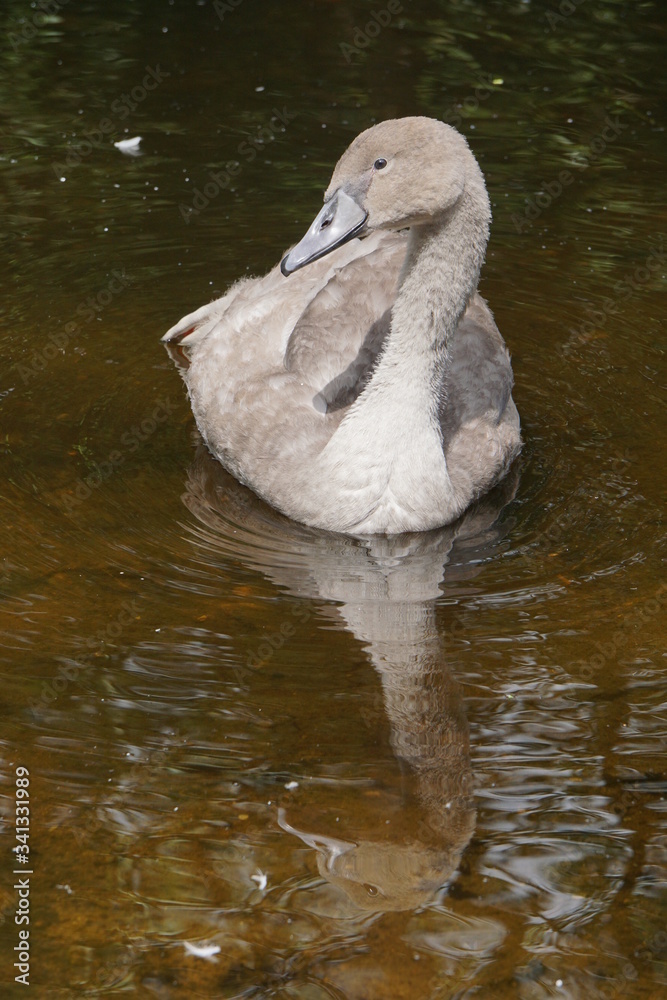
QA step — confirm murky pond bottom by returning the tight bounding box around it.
[1,0,665,996]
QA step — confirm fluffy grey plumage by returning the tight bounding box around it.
[163,117,521,534]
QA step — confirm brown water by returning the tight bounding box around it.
[1,0,665,996]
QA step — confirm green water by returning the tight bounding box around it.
[0,0,665,996]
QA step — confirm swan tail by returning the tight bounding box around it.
[162,302,221,345]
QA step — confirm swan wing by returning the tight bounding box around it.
[442,293,520,496]
[162,278,254,346]
[442,293,515,442]
[283,230,407,406]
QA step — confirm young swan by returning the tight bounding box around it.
[163,117,521,534]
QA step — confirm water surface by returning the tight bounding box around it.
[0,0,665,996]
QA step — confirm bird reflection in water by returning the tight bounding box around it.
[179,439,519,912]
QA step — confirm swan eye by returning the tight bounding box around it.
[373,158,387,170]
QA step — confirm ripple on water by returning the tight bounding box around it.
[1,2,665,993]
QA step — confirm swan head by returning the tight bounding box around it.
[281,116,488,275]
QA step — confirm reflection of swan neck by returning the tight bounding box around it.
[277,596,476,911]
[375,632,468,768]
[380,651,474,846]
[340,598,474,838]
[341,599,436,657]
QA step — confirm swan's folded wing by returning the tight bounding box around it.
[440,294,520,498]
[283,230,407,405]
[441,294,515,443]
[162,278,254,345]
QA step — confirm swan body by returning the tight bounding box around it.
[163,117,521,534]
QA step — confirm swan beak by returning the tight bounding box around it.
[281,190,368,275]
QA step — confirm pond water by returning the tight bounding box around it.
[1,0,665,996]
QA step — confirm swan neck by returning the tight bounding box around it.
[391,188,490,353]
[318,184,491,533]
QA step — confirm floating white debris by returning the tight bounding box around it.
[113,136,142,155]
[284,780,299,790]
[183,941,220,961]
[251,870,267,891]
